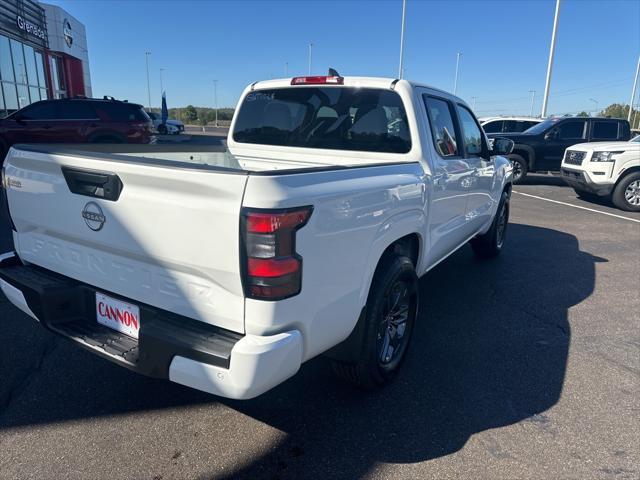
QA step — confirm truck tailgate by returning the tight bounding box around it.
[3,148,248,333]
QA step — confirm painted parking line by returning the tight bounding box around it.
[513,191,640,224]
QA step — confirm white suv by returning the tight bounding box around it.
[480,116,542,134]
[561,135,640,211]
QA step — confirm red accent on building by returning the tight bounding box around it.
[61,54,85,97]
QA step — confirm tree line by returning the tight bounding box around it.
[149,103,640,129]
[573,104,639,129]
[148,106,235,125]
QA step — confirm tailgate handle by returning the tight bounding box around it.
[62,167,123,201]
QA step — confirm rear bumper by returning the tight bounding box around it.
[560,168,614,196]
[0,253,302,399]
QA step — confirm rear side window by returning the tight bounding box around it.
[232,87,411,153]
[57,102,98,120]
[591,121,618,140]
[423,96,459,158]
[96,103,149,122]
[482,121,502,133]
[556,121,586,139]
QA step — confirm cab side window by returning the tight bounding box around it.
[423,96,459,158]
[456,105,483,156]
[591,121,618,140]
[556,121,586,140]
[482,121,502,133]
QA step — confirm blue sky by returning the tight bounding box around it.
[46,0,639,116]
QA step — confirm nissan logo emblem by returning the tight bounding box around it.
[82,202,106,231]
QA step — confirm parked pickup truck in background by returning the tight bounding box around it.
[0,75,513,399]
[487,116,631,183]
[561,135,640,211]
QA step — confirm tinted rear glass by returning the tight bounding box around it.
[482,121,502,133]
[232,87,411,153]
[592,121,618,140]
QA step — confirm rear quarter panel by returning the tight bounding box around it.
[242,163,427,361]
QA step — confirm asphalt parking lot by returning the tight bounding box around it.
[0,164,638,479]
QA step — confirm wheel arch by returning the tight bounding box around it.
[324,230,422,364]
[615,165,640,188]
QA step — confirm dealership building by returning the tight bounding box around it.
[0,0,91,117]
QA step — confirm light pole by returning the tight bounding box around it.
[213,79,218,127]
[529,90,536,117]
[398,0,406,79]
[628,54,640,122]
[144,51,152,110]
[308,43,313,75]
[160,68,165,108]
[588,98,598,115]
[541,0,561,118]
[453,52,461,95]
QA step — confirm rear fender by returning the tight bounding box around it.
[359,209,426,308]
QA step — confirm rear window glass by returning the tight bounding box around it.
[232,87,411,153]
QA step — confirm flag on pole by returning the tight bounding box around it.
[161,92,168,125]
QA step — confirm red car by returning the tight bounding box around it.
[0,97,154,162]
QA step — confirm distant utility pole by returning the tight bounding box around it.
[308,43,313,75]
[398,0,406,78]
[145,51,152,110]
[541,0,561,118]
[529,90,536,117]
[471,96,477,110]
[212,79,218,127]
[453,52,461,95]
[589,98,598,114]
[628,54,640,122]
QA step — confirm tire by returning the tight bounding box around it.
[0,140,7,166]
[158,124,168,135]
[507,154,528,184]
[612,172,640,212]
[331,253,418,389]
[470,190,510,258]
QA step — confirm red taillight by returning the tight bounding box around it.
[241,206,312,300]
[290,76,344,85]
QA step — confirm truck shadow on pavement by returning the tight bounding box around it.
[0,223,603,480]
[214,223,604,479]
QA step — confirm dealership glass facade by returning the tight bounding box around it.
[0,33,48,117]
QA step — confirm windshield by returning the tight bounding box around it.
[522,118,559,134]
[631,135,640,143]
[232,87,411,153]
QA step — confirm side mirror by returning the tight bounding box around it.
[491,137,514,156]
[544,130,556,140]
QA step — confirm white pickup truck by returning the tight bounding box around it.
[0,75,513,399]
[561,135,640,211]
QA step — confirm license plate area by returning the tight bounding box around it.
[96,292,140,339]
